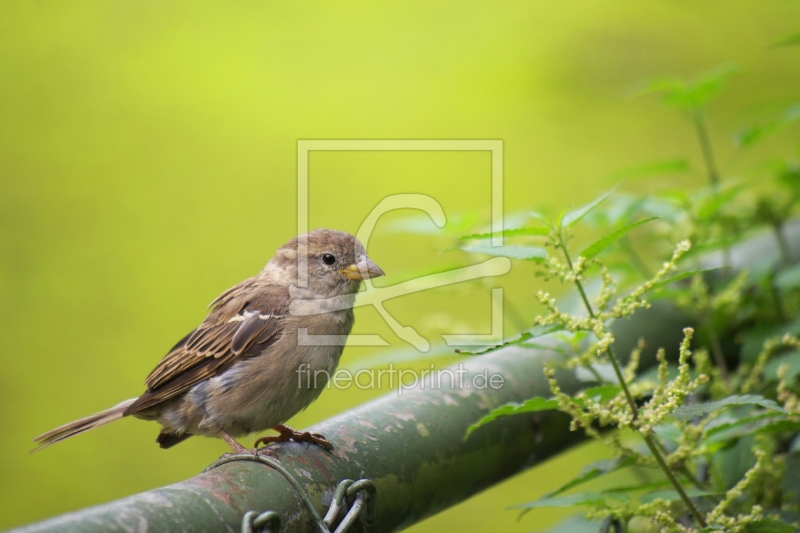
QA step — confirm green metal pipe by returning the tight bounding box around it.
[13,296,692,533]
[11,220,798,533]
[13,346,589,533]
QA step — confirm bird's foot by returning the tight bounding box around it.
[255,424,334,452]
[217,429,256,456]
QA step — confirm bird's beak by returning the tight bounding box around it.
[340,256,385,281]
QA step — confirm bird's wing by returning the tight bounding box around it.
[123,280,291,416]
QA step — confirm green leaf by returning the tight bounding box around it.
[639,488,718,504]
[717,419,800,444]
[542,516,601,533]
[582,385,622,402]
[457,331,531,356]
[579,217,659,260]
[764,350,800,382]
[705,413,798,444]
[714,436,757,490]
[456,324,565,356]
[639,65,738,110]
[528,211,553,225]
[637,78,685,98]
[459,227,550,240]
[460,244,547,260]
[687,65,738,105]
[735,104,800,148]
[644,268,728,294]
[671,395,788,421]
[704,412,785,439]
[773,31,800,47]
[638,195,687,222]
[696,184,746,220]
[546,456,636,498]
[510,492,608,509]
[602,478,676,495]
[744,518,796,533]
[465,397,559,438]
[561,185,622,228]
[610,158,689,181]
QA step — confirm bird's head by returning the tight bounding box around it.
[265,229,385,297]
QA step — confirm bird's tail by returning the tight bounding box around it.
[31,398,137,452]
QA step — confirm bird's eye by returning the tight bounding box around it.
[322,254,336,265]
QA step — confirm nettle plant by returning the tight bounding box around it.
[457,65,800,533]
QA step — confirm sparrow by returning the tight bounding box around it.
[33,229,384,455]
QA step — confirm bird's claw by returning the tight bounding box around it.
[305,433,334,451]
[255,425,335,452]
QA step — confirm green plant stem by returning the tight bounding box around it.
[584,363,606,384]
[774,220,792,267]
[547,239,606,384]
[557,232,708,529]
[558,240,639,411]
[641,437,707,526]
[651,438,712,494]
[693,108,732,275]
[693,110,720,188]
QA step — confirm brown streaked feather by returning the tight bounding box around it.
[143,280,287,388]
[122,282,291,417]
[32,399,136,452]
[231,312,266,354]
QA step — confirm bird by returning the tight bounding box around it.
[32,229,385,455]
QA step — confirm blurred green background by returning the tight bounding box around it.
[1,1,798,531]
